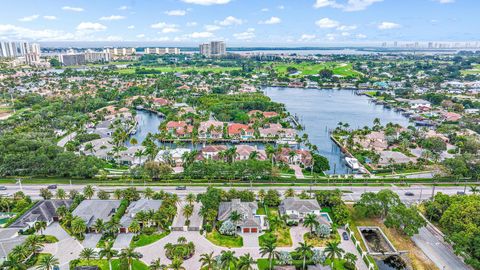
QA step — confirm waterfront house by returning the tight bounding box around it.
[151,97,171,107]
[259,124,296,140]
[155,148,191,166]
[199,145,228,160]
[198,120,224,139]
[217,199,267,233]
[378,151,412,166]
[165,121,193,137]
[279,197,321,222]
[119,199,162,233]
[275,148,313,167]
[408,99,431,110]
[235,145,267,161]
[72,200,121,232]
[227,123,254,139]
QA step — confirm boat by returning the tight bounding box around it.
[345,157,360,170]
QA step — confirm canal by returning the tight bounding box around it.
[263,87,410,174]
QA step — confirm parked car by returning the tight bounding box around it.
[405,192,414,196]
[47,184,57,190]
[457,191,466,195]
[342,232,349,240]
[0,186,6,191]
[175,186,186,190]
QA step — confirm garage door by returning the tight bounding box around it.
[243,228,250,233]
[251,228,258,233]
[120,228,127,233]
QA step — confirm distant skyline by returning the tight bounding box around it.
[0,0,479,46]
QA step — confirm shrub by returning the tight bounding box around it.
[277,251,293,265]
[344,261,356,270]
[204,223,212,233]
[312,249,325,265]
[219,220,236,236]
[314,223,331,238]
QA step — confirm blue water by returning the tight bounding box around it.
[263,87,410,174]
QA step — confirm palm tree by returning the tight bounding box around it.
[344,252,357,265]
[220,250,238,270]
[182,204,194,222]
[80,248,97,261]
[83,185,95,199]
[3,254,27,270]
[260,239,279,270]
[98,241,118,270]
[284,188,295,198]
[295,242,314,270]
[303,213,319,234]
[34,221,47,235]
[144,187,154,199]
[229,211,242,235]
[238,253,255,270]
[71,217,87,238]
[107,218,121,235]
[24,235,44,255]
[324,241,345,262]
[149,258,167,270]
[129,220,141,234]
[186,193,196,205]
[258,189,266,203]
[119,247,142,270]
[10,245,29,261]
[55,188,66,200]
[92,218,105,233]
[35,254,59,270]
[470,186,479,195]
[169,257,185,270]
[199,252,216,270]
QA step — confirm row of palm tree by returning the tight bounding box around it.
[78,241,141,270]
[199,251,255,270]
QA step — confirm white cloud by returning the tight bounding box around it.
[181,0,230,5]
[19,15,39,22]
[356,33,367,38]
[378,21,401,30]
[261,8,269,12]
[326,33,336,41]
[76,22,107,31]
[259,16,281,25]
[204,24,221,31]
[127,25,135,29]
[434,0,454,3]
[315,18,340,28]
[151,22,180,33]
[233,28,255,40]
[165,10,187,16]
[62,6,84,12]
[341,32,350,36]
[218,16,243,26]
[118,6,130,10]
[0,24,74,41]
[187,22,198,27]
[278,5,285,9]
[299,34,316,41]
[136,34,145,38]
[336,25,357,31]
[43,16,57,20]
[188,31,214,38]
[105,35,123,41]
[99,15,125,21]
[313,0,382,12]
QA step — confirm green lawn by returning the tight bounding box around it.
[130,231,170,248]
[74,259,148,270]
[273,62,362,77]
[205,230,243,248]
[462,64,480,75]
[259,206,293,247]
[256,203,267,215]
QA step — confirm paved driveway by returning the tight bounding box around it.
[82,233,102,248]
[113,233,134,249]
[337,228,368,270]
[290,225,309,248]
[238,232,259,247]
[43,237,83,270]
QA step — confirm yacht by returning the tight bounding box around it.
[345,157,360,170]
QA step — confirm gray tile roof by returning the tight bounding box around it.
[72,200,120,227]
[10,200,72,228]
[0,228,27,259]
[279,197,321,215]
[218,199,260,228]
[120,199,162,227]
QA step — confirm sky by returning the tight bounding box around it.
[0,0,479,46]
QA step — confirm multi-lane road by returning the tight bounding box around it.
[0,183,473,270]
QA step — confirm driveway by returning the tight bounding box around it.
[337,228,368,270]
[238,232,259,247]
[41,229,83,270]
[113,233,134,250]
[42,222,69,241]
[290,164,305,179]
[171,201,187,230]
[82,233,102,248]
[290,225,309,248]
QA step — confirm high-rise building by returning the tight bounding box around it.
[0,41,41,59]
[59,52,86,66]
[104,47,136,56]
[85,50,111,63]
[144,47,181,55]
[199,41,226,57]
